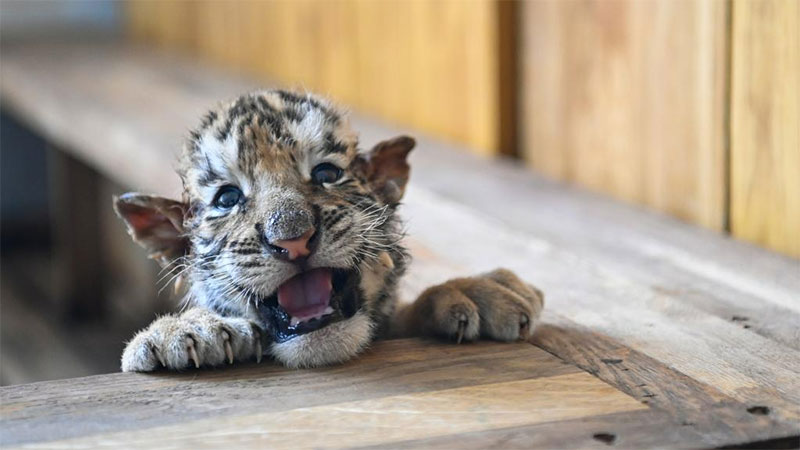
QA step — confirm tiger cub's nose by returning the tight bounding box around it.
[272,227,316,261]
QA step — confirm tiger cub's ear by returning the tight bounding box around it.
[113,193,189,267]
[353,135,415,205]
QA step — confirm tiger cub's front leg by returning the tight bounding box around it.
[395,269,544,343]
[121,308,263,372]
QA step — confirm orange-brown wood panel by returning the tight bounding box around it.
[125,0,196,52]
[521,0,728,231]
[730,0,800,258]
[125,0,508,156]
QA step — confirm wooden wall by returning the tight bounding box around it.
[730,0,799,257]
[126,0,799,258]
[520,0,798,257]
[126,0,512,157]
[521,0,728,231]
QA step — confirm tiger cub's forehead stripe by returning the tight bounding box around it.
[179,89,359,204]
[197,154,224,187]
[194,91,346,150]
[275,89,338,122]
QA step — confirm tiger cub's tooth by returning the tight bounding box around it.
[324,306,334,315]
[290,317,301,327]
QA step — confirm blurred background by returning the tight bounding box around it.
[0,0,797,385]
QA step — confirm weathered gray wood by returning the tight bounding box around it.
[533,315,799,446]
[0,340,577,446]
[1,372,644,449]
[356,410,710,449]
[401,189,800,426]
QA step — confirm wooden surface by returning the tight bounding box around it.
[126,0,510,156]
[2,41,800,448]
[0,341,648,448]
[730,0,800,258]
[521,0,728,231]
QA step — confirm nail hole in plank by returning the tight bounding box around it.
[746,406,770,415]
[593,433,616,445]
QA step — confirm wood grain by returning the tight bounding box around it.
[125,0,509,156]
[359,410,708,449]
[0,340,576,446]
[730,0,800,258]
[400,187,800,425]
[11,373,644,449]
[533,315,799,445]
[521,0,728,230]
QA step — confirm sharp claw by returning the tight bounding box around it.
[225,342,234,364]
[456,320,467,344]
[222,330,234,364]
[152,345,166,368]
[185,336,200,369]
[254,329,263,363]
[519,314,530,339]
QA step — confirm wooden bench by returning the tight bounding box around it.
[1,40,799,449]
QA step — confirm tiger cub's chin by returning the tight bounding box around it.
[269,312,375,368]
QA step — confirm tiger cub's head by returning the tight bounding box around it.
[115,90,413,367]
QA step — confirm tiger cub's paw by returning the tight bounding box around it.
[121,308,263,372]
[415,268,544,343]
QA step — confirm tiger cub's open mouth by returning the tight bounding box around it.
[257,268,361,343]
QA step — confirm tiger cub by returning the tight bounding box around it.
[115,90,544,371]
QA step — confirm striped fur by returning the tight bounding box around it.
[177,90,407,367]
[118,89,543,373]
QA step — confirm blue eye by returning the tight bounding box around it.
[213,186,243,209]
[311,163,343,185]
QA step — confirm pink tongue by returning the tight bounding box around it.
[278,269,333,318]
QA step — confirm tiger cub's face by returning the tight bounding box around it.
[115,90,414,367]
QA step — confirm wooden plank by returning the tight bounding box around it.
[400,235,800,447]
[399,187,800,427]
[0,340,578,446]
[730,0,800,258]
[0,42,255,198]
[12,373,644,449]
[359,410,708,450]
[533,315,799,446]
[521,0,728,230]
